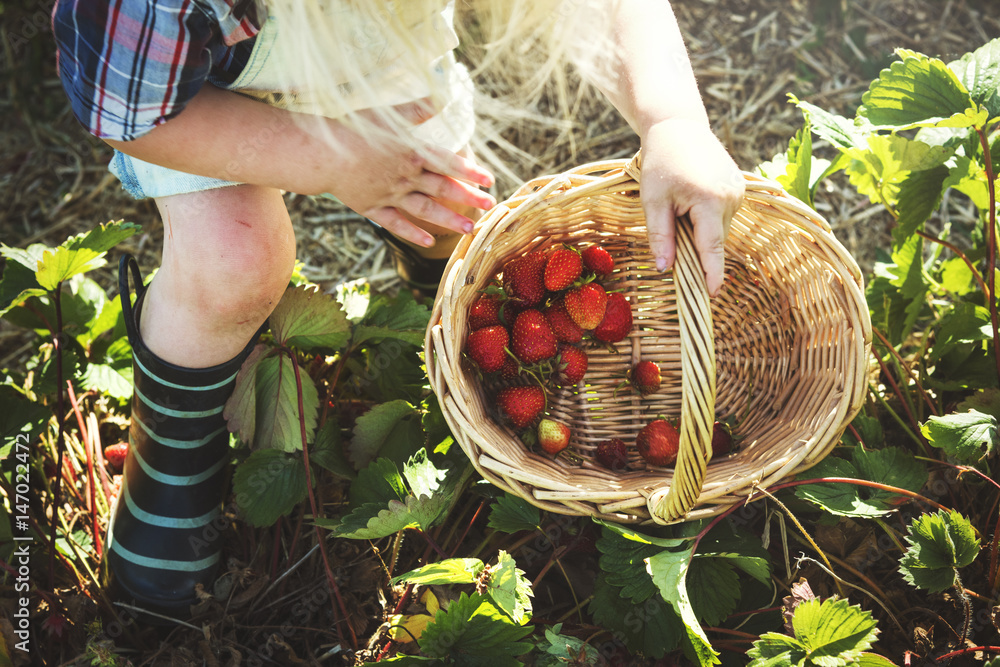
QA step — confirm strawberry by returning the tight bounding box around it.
[500,355,524,382]
[544,246,582,291]
[497,385,546,429]
[104,442,128,472]
[711,421,734,456]
[467,325,509,372]
[636,419,680,467]
[555,344,588,386]
[564,283,608,330]
[538,419,571,455]
[582,245,615,276]
[512,310,557,364]
[469,293,502,330]
[595,438,628,470]
[631,360,661,395]
[544,300,583,344]
[594,292,632,343]
[503,250,547,306]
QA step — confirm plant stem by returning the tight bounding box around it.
[48,282,65,590]
[417,529,448,560]
[871,327,938,419]
[872,353,927,452]
[287,348,358,650]
[936,646,1000,662]
[448,500,486,558]
[953,570,972,640]
[976,127,1000,388]
[916,230,989,298]
[869,381,927,454]
[66,381,101,560]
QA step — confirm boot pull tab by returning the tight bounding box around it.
[118,254,147,349]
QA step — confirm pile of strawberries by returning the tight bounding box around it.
[464,242,737,470]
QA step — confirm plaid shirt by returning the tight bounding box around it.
[53,0,261,142]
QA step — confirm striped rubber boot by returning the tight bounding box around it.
[104,255,260,615]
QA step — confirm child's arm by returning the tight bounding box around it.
[105,85,495,248]
[598,0,744,296]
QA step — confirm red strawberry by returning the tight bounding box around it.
[595,438,628,470]
[636,419,680,467]
[503,251,547,306]
[498,385,546,429]
[467,325,509,372]
[564,283,608,330]
[594,292,632,343]
[469,293,502,330]
[500,355,523,382]
[544,247,582,292]
[538,419,571,455]
[555,344,588,386]
[544,300,583,344]
[712,421,733,456]
[104,442,129,472]
[582,245,615,276]
[512,310,557,364]
[631,361,661,395]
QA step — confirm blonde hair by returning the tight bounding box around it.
[260,0,622,189]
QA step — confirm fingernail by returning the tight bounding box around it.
[421,235,435,247]
[656,257,668,272]
[463,222,474,234]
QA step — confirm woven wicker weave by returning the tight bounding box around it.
[425,153,871,524]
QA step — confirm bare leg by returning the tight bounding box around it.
[141,185,297,368]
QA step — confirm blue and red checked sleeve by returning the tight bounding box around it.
[53,0,219,142]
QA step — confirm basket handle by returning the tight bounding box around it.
[624,150,718,524]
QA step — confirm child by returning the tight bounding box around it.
[52,0,743,615]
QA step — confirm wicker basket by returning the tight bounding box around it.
[424,153,871,524]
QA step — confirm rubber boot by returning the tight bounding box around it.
[103,255,261,616]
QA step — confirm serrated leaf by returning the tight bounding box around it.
[78,363,132,401]
[793,96,869,151]
[856,653,900,667]
[233,449,309,527]
[899,509,980,592]
[921,410,998,462]
[349,458,407,507]
[687,557,740,627]
[894,165,950,239]
[336,279,371,323]
[0,385,52,441]
[487,493,541,534]
[0,259,45,317]
[860,52,977,129]
[391,558,485,586]
[647,548,721,665]
[253,353,318,451]
[957,388,1000,421]
[349,399,421,469]
[851,446,928,506]
[310,418,354,480]
[354,292,431,347]
[938,256,977,296]
[487,551,533,624]
[536,623,600,664]
[331,493,451,539]
[268,284,350,351]
[943,154,991,211]
[597,526,661,603]
[223,344,270,445]
[589,576,682,659]
[0,243,49,272]
[948,38,1000,119]
[844,414,884,449]
[747,632,806,667]
[792,598,879,664]
[33,221,140,290]
[696,551,771,587]
[594,519,689,548]
[417,592,532,665]
[402,448,447,499]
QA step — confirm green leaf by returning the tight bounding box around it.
[0,384,51,441]
[331,493,451,539]
[647,548,721,665]
[310,418,354,480]
[695,551,772,588]
[938,257,977,296]
[33,221,140,290]
[793,96,869,151]
[487,493,541,534]
[894,165,950,239]
[354,291,431,347]
[929,302,993,362]
[336,279,371,323]
[233,449,309,527]
[597,526,661,603]
[535,623,600,665]
[758,120,827,209]
[486,551,533,624]
[899,509,980,592]
[843,414,884,449]
[253,353,319,451]
[921,410,998,462]
[792,598,879,665]
[402,448,447,499]
[32,343,83,397]
[747,633,806,667]
[957,388,1000,421]
[948,38,1000,119]
[78,363,132,401]
[687,557,740,627]
[418,592,532,665]
[349,458,407,507]
[0,243,49,272]
[594,519,689,549]
[856,653,900,667]
[589,576,682,659]
[794,447,927,517]
[944,154,992,211]
[349,399,420,469]
[223,344,269,446]
[0,259,45,317]
[391,558,485,586]
[859,51,977,129]
[268,284,351,352]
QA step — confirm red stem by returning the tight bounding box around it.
[66,381,101,560]
[872,352,930,455]
[448,500,486,558]
[937,646,1000,661]
[287,348,358,650]
[976,127,1000,388]
[871,327,938,419]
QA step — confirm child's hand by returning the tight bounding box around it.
[639,118,744,297]
[327,101,496,248]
